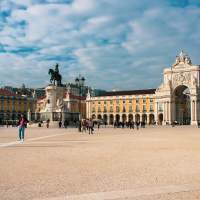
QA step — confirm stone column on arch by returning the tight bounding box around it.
[107,114,110,125]
[86,101,89,119]
[147,113,150,125]
[191,97,198,125]
[133,113,135,122]
[168,101,172,125]
[154,101,158,125]
[163,102,166,123]
[113,114,116,123]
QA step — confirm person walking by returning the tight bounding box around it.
[136,121,140,130]
[82,119,86,133]
[18,114,28,142]
[46,119,50,128]
[132,121,135,129]
[59,121,62,128]
[64,119,68,128]
[97,121,100,130]
[88,119,94,134]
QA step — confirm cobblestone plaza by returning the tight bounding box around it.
[1,126,200,200]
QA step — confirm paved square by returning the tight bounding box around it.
[1,126,200,200]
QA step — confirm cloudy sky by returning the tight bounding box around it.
[0,0,200,90]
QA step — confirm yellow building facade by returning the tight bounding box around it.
[0,89,36,125]
[86,89,156,125]
[87,51,200,126]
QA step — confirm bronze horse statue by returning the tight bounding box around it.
[48,63,62,86]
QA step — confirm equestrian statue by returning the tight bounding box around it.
[48,63,62,86]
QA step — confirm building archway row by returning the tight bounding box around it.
[91,113,156,125]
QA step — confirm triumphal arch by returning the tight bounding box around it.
[155,51,200,125]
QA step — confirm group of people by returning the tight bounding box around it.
[114,121,146,130]
[16,116,149,142]
[80,119,94,134]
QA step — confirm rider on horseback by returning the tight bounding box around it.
[48,63,62,86]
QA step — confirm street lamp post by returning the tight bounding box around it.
[75,75,85,132]
[78,86,82,132]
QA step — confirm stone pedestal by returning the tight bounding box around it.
[39,85,65,122]
[45,85,65,113]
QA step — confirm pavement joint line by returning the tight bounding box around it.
[35,184,200,200]
[26,140,90,145]
[0,132,69,148]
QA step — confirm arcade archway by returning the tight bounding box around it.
[128,114,133,122]
[116,114,120,123]
[135,114,140,122]
[142,114,147,123]
[149,114,155,125]
[173,85,191,125]
[109,114,114,125]
[103,114,108,124]
[122,114,127,122]
[158,113,163,125]
[97,114,102,120]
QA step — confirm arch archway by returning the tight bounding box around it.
[142,114,147,123]
[109,114,114,125]
[149,114,155,125]
[122,114,127,122]
[92,114,96,120]
[103,114,108,124]
[116,114,120,123]
[135,114,140,122]
[173,85,191,125]
[158,113,163,125]
[97,114,102,120]
[128,114,133,122]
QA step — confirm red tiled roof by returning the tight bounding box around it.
[0,89,17,97]
[68,93,86,100]
[96,89,156,97]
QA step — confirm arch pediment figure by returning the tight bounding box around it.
[173,50,192,67]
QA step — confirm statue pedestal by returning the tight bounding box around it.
[39,85,65,122]
[45,85,65,113]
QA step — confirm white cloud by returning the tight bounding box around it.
[0,0,200,89]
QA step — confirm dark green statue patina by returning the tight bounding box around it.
[48,63,62,86]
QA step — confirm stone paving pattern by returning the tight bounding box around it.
[0,126,200,199]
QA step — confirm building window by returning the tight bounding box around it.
[103,106,107,113]
[92,107,95,113]
[150,105,154,112]
[150,98,153,103]
[104,101,106,105]
[98,101,101,104]
[116,106,120,112]
[110,107,113,112]
[110,100,113,105]
[136,105,140,112]
[136,98,139,103]
[123,106,126,112]
[129,100,132,104]
[143,105,147,112]
[123,100,126,104]
[98,106,101,112]
[116,99,119,104]
[158,103,163,112]
[143,99,146,103]
[129,106,133,112]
